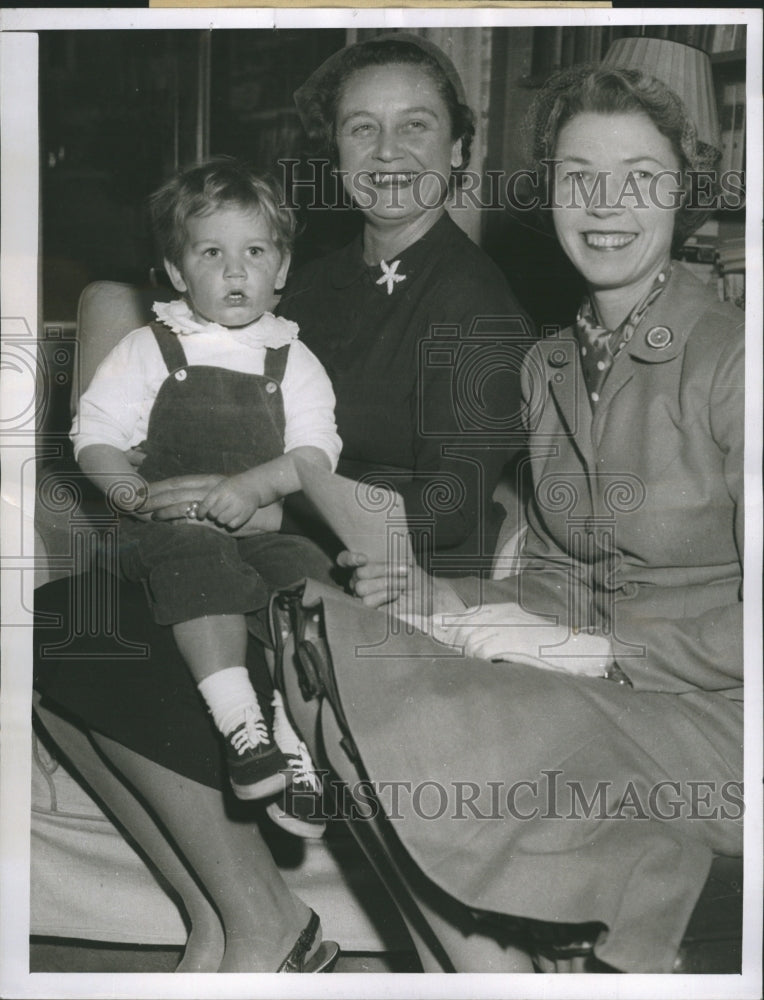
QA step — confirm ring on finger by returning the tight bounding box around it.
[186,500,200,519]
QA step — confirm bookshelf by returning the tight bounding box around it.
[677,36,747,306]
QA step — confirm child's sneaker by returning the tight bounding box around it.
[266,691,327,838]
[226,703,290,801]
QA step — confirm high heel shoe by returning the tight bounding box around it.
[277,909,339,973]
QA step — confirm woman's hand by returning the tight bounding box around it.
[337,551,465,617]
[140,474,225,521]
[140,474,283,535]
[149,453,319,530]
[337,551,412,608]
[436,603,612,677]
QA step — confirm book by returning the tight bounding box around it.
[730,80,746,173]
[716,237,746,272]
[721,272,745,308]
[679,219,719,265]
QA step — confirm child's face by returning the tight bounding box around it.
[165,205,290,328]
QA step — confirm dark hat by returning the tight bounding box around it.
[294,31,468,136]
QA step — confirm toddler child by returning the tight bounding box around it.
[72,158,340,837]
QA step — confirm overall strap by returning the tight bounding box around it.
[150,321,189,372]
[264,344,290,383]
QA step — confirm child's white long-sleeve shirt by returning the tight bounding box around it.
[71,306,342,469]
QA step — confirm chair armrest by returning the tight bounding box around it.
[35,456,115,585]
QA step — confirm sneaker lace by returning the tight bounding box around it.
[272,690,321,791]
[290,740,322,792]
[230,706,270,754]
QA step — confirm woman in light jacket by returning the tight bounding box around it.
[334,54,744,972]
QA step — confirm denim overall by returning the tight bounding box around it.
[119,322,329,626]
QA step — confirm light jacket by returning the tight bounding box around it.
[454,264,744,699]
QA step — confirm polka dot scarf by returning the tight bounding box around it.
[575,266,670,408]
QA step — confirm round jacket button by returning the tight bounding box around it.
[645,326,673,350]
[265,381,278,394]
[174,369,187,381]
[620,581,639,598]
[548,348,568,368]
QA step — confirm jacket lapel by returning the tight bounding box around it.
[590,265,716,447]
[541,336,597,473]
[539,265,716,473]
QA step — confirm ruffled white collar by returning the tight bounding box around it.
[152,299,298,349]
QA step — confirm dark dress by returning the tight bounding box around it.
[278,213,531,572]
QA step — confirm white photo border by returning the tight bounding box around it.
[1,7,762,1000]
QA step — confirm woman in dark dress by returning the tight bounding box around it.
[34,34,527,973]
[277,36,526,563]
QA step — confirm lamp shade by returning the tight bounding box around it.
[602,37,720,149]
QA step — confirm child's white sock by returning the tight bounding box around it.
[271,689,303,757]
[197,666,262,736]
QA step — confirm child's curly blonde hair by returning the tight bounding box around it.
[150,157,297,267]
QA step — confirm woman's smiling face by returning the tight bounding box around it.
[335,63,462,226]
[552,111,681,307]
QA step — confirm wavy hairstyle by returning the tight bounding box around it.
[525,65,722,246]
[296,37,476,180]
